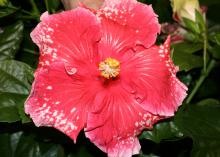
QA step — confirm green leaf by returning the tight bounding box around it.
[0,60,33,95]
[139,120,183,143]
[197,98,220,106]
[41,145,65,157]
[0,131,65,157]
[0,106,20,122]
[172,51,203,71]
[214,33,220,45]
[10,131,23,154]
[0,133,13,157]
[0,6,17,18]
[44,0,61,13]
[0,60,33,123]
[210,45,220,59]
[18,102,31,123]
[0,132,23,157]
[183,17,200,34]
[195,10,206,32]
[17,29,39,68]
[172,42,203,54]
[0,21,24,60]
[184,32,201,43]
[15,133,65,157]
[175,100,220,157]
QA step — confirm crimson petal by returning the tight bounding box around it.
[25,62,102,142]
[85,87,161,156]
[30,8,101,73]
[97,0,160,59]
[121,37,188,116]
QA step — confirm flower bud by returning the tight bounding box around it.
[170,0,200,22]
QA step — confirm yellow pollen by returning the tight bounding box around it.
[99,57,120,79]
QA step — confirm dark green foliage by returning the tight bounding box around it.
[175,99,220,157]
[0,21,23,60]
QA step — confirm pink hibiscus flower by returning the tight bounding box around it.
[25,0,187,156]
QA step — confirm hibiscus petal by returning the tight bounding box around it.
[97,0,160,59]
[25,62,101,142]
[92,136,141,157]
[121,36,187,116]
[30,7,101,72]
[85,87,161,157]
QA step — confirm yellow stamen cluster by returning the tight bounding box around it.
[99,57,120,79]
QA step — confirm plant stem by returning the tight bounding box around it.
[203,32,207,73]
[186,59,216,104]
[203,13,207,73]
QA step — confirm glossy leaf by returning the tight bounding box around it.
[17,29,39,68]
[175,100,220,157]
[0,132,23,157]
[0,131,65,157]
[0,60,33,122]
[172,42,203,54]
[15,134,65,157]
[172,51,203,71]
[15,134,41,157]
[0,21,23,60]
[0,129,102,157]
[139,120,183,143]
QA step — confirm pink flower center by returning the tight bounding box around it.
[99,57,120,79]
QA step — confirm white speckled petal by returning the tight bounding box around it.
[31,7,101,73]
[96,0,160,60]
[85,87,161,157]
[121,36,188,116]
[25,62,102,142]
